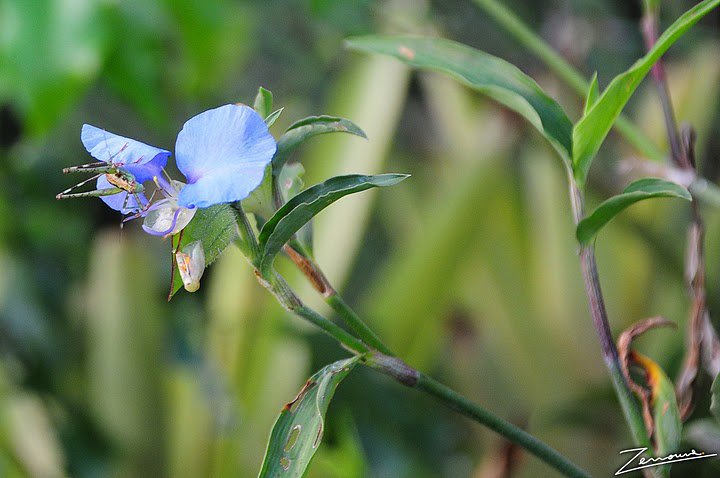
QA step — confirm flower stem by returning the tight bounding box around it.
[325,294,394,355]
[363,352,590,478]
[232,203,262,266]
[252,258,587,476]
[258,270,369,354]
[284,242,395,355]
[472,0,664,161]
[570,180,651,447]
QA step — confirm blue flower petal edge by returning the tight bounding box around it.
[81,124,171,183]
[174,104,276,209]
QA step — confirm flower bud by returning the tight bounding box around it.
[176,240,205,292]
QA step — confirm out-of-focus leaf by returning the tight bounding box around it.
[0,0,110,135]
[345,35,574,163]
[104,1,169,125]
[258,356,360,478]
[170,204,238,297]
[163,0,253,95]
[711,373,720,423]
[254,86,274,119]
[576,178,691,245]
[258,174,408,274]
[272,116,367,173]
[309,411,366,478]
[572,0,720,186]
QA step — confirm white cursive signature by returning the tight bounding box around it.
[615,447,718,475]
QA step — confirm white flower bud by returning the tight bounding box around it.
[176,240,205,292]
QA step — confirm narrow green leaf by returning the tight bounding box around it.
[584,72,599,116]
[576,178,691,245]
[169,204,238,297]
[272,116,367,173]
[345,35,573,163]
[259,174,409,274]
[258,357,360,478]
[572,0,720,186]
[254,86,274,119]
[265,107,285,127]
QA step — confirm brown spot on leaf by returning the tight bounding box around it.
[398,45,415,60]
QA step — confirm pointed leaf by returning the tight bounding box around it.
[584,72,599,115]
[265,107,285,127]
[345,35,573,163]
[259,174,408,274]
[576,178,691,245]
[272,116,367,173]
[253,86,274,119]
[258,357,360,478]
[572,0,720,186]
[169,204,238,297]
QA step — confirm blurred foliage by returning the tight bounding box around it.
[1,0,719,477]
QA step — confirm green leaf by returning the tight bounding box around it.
[272,116,367,173]
[345,35,573,163]
[258,356,360,478]
[242,164,276,220]
[265,107,285,127]
[584,72,599,116]
[169,204,238,297]
[278,163,313,253]
[572,0,720,186]
[576,178,691,245]
[254,86,274,118]
[258,174,408,274]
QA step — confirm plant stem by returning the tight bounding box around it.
[569,180,651,447]
[472,0,664,161]
[640,9,684,167]
[232,203,262,266]
[258,269,370,354]
[363,352,590,478]
[326,294,394,355]
[284,242,395,355]
[253,256,587,476]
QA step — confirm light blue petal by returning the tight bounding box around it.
[175,104,276,207]
[178,162,268,209]
[96,176,147,214]
[81,124,171,180]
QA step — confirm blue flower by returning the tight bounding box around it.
[81,124,171,214]
[174,104,276,209]
[81,124,171,184]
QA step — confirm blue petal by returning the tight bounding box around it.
[81,124,171,182]
[174,104,276,208]
[96,176,148,214]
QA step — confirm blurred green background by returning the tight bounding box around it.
[1,0,720,476]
